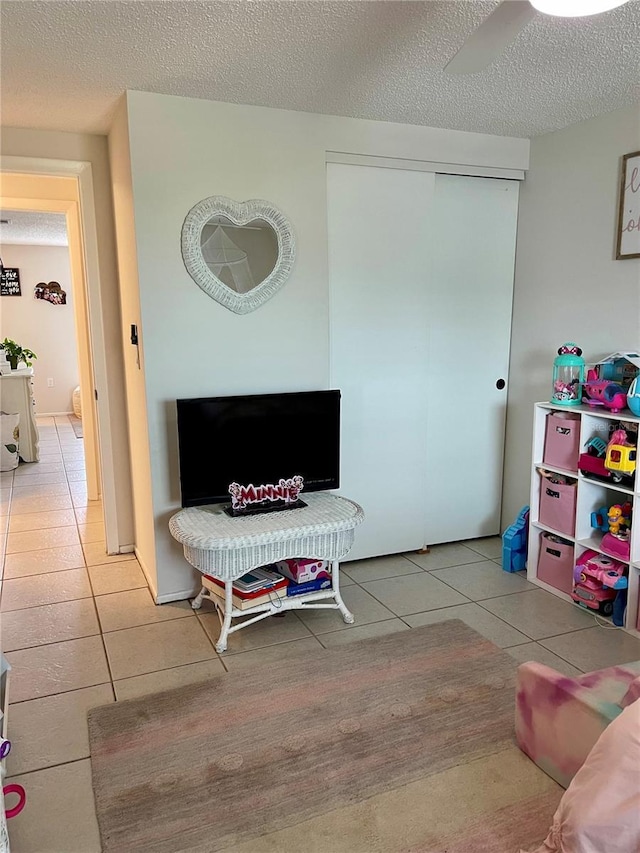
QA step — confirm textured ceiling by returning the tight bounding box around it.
[0,1,639,138]
[0,211,68,246]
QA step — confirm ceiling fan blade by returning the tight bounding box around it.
[444,0,537,75]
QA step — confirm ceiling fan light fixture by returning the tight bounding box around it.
[530,0,628,17]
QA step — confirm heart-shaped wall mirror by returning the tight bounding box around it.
[181,196,295,315]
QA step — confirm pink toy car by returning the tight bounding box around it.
[571,576,617,615]
[573,551,627,589]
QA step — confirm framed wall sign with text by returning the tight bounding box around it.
[616,150,640,260]
[0,268,21,296]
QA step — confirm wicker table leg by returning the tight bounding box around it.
[191,586,207,610]
[215,581,234,653]
[331,559,355,624]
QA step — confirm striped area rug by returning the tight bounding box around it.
[88,620,561,852]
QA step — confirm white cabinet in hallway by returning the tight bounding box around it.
[0,368,39,463]
[327,164,519,560]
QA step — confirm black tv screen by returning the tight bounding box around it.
[176,390,341,507]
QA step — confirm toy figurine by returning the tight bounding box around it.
[607,505,627,536]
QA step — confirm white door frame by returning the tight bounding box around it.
[2,155,119,554]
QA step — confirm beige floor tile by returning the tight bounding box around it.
[198,606,313,653]
[403,543,487,571]
[37,452,63,464]
[0,471,14,486]
[7,684,114,775]
[2,597,100,650]
[504,642,583,677]
[73,503,103,524]
[540,626,640,671]
[69,484,88,507]
[361,572,468,617]
[480,589,595,641]
[103,617,216,680]
[9,491,73,515]
[88,559,147,595]
[63,459,85,470]
[296,584,395,634]
[3,544,85,578]
[0,498,10,517]
[114,658,226,700]
[430,560,535,601]
[403,602,530,648]
[8,508,77,532]
[66,469,87,482]
[222,636,325,671]
[6,760,101,852]
[6,635,110,702]
[82,540,136,565]
[11,471,68,487]
[462,536,504,559]
[96,587,193,632]
[1,567,92,610]
[342,554,424,583]
[78,521,105,543]
[63,458,86,471]
[6,524,80,554]
[318,618,410,648]
[14,462,64,478]
[12,481,70,498]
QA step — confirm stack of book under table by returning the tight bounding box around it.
[203,560,333,611]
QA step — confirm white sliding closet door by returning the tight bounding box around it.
[424,174,519,544]
[327,163,435,560]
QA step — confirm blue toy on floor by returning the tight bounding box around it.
[502,506,529,573]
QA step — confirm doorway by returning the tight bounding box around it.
[1,170,119,553]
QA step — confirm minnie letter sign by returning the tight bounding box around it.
[228,475,305,515]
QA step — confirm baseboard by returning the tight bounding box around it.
[134,548,158,600]
[155,587,199,605]
[37,411,74,417]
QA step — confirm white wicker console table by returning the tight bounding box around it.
[169,492,364,652]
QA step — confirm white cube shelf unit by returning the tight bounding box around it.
[528,402,640,638]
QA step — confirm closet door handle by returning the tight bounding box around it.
[496,379,506,390]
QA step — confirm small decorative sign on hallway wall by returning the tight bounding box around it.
[0,268,21,296]
[616,150,640,260]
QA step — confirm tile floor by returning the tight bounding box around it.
[3,415,640,851]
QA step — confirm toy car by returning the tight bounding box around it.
[571,577,617,615]
[605,442,636,482]
[573,551,627,590]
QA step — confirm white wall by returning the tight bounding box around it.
[109,102,157,592]
[0,126,134,548]
[503,103,640,528]
[0,243,79,413]
[119,90,529,600]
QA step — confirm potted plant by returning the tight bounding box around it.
[0,338,37,371]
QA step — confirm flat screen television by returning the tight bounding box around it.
[176,390,341,508]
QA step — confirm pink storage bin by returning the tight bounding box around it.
[543,411,581,472]
[538,477,577,536]
[537,533,574,594]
